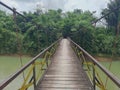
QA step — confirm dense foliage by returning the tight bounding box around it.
[0,0,120,56]
[101,0,120,55]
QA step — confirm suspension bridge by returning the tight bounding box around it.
[0,38,120,90]
[0,1,120,90]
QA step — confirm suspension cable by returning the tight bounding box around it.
[92,5,120,24]
[13,8,25,80]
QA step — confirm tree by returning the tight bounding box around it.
[102,0,120,35]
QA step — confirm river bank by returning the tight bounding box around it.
[94,54,120,62]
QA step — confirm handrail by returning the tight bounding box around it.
[0,39,60,89]
[69,38,120,88]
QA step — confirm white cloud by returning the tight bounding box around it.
[0,0,110,17]
[0,0,19,12]
[1,0,18,9]
[64,0,110,16]
[39,0,66,10]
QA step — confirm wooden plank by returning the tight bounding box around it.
[38,84,92,88]
[44,74,83,78]
[42,77,87,81]
[36,39,93,90]
[40,80,89,84]
[38,88,92,90]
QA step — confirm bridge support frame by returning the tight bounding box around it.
[33,62,36,90]
[93,63,96,90]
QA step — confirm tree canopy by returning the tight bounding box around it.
[0,4,120,56]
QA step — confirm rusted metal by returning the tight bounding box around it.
[69,38,120,88]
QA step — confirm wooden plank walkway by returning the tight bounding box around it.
[36,39,93,90]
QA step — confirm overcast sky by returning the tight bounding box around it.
[0,0,110,17]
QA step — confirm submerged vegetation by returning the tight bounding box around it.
[0,0,120,56]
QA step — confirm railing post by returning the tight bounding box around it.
[46,57,49,68]
[33,62,36,90]
[93,63,96,90]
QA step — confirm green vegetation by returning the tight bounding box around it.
[0,0,120,56]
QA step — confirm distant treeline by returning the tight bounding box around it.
[0,0,120,56]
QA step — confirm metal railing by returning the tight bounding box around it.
[0,39,60,90]
[69,38,120,90]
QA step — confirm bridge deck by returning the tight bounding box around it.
[36,39,93,90]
